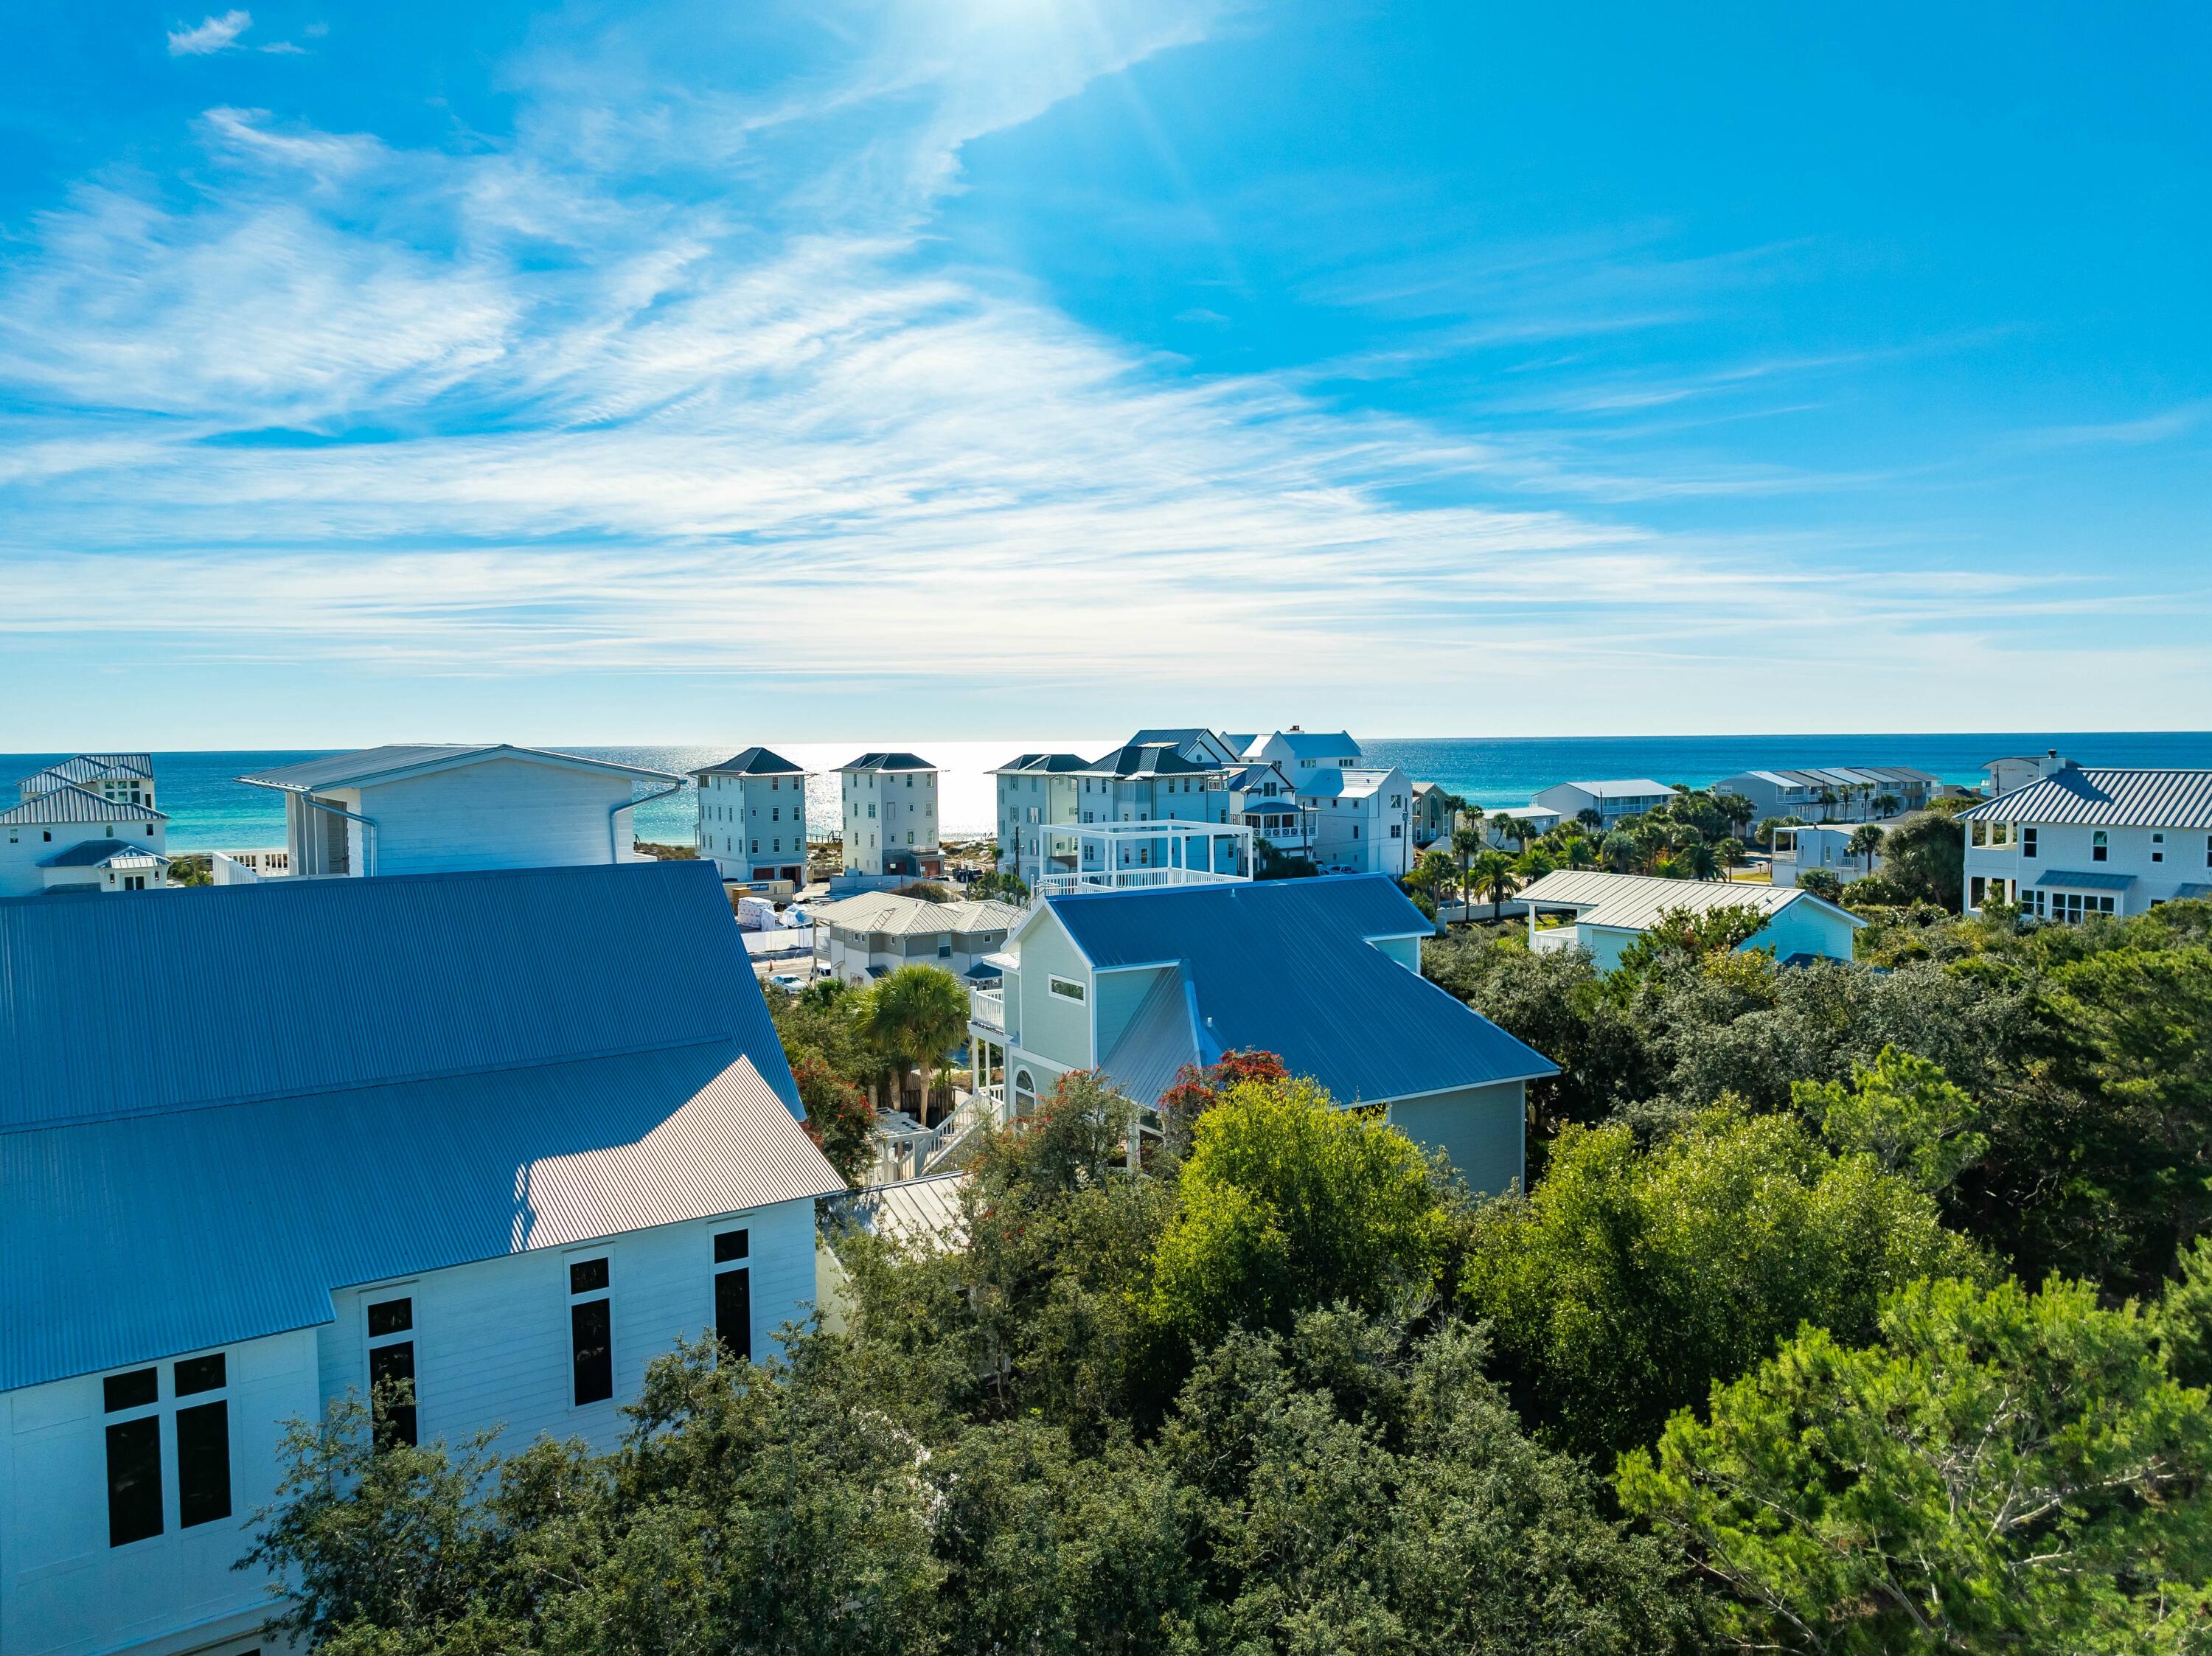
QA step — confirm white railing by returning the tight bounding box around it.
[218,847,291,875]
[970,985,1005,1029]
[1036,866,1247,898]
[864,1085,1014,1186]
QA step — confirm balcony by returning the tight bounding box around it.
[1026,818,1255,899]
[970,984,1005,1031]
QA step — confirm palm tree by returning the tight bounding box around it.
[1683,841,1720,880]
[1874,793,1901,819]
[1815,787,1837,824]
[1848,824,1885,874]
[1576,807,1604,835]
[1601,830,1639,874]
[863,964,972,1121]
[1559,832,1595,870]
[1715,792,1757,840]
[1471,850,1518,918]
[1450,824,1486,925]
[1717,835,1746,877]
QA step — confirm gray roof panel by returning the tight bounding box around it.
[0,783,166,827]
[1959,767,2212,828]
[694,745,805,778]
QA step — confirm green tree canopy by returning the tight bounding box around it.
[1618,1273,2212,1656]
[1458,1103,1989,1461]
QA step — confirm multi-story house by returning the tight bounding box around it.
[1713,765,1938,824]
[232,744,684,879]
[0,859,844,1656]
[1065,740,1245,886]
[991,752,1092,881]
[1411,782,1455,849]
[0,779,170,897]
[17,754,157,812]
[1529,778,1677,829]
[961,875,1554,1192]
[1770,823,1885,887]
[1981,750,2073,798]
[837,752,942,879]
[1242,730,1411,877]
[1959,764,2212,921]
[1225,759,1314,862]
[693,746,808,887]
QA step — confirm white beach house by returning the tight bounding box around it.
[838,752,942,879]
[1713,765,1939,824]
[232,743,684,880]
[1511,868,1863,970]
[693,745,809,887]
[1529,778,1677,830]
[1959,763,2212,920]
[0,859,844,1656]
[1241,730,1411,877]
[811,890,1023,987]
[0,779,170,898]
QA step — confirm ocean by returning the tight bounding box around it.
[10,733,2209,853]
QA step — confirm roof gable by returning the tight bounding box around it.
[0,783,166,826]
[838,751,936,773]
[1959,767,2212,829]
[1512,869,1863,930]
[237,744,681,792]
[1043,877,1554,1104]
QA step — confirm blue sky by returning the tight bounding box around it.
[1,0,2206,746]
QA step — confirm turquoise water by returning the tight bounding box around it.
[8,733,2208,852]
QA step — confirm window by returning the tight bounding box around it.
[2152,832,2165,864]
[1048,974,1086,1004]
[366,1296,417,1447]
[1389,824,1401,838]
[2092,830,2108,863]
[569,1257,613,1406]
[175,1353,231,1529]
[714,1228,751,1361]
[1970,876,1986,907]
[106,1408,162,1547]
[2022,827,2038,859]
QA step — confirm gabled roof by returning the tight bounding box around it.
[237,744,681,792]
[1958,767,2212,829]
[0,860,840,1390]
[1127,728,1245,765]
[1295,765,1400,801]
[1248,730,1362,762]
[694,745,805,779]
[1512,869,1863,932]
[36,838,171,870]
[838,751,936,773]
[1039,876,1555,1107]
[0,783,166,826]
[19,754,154,796]
[811,892,1020,938]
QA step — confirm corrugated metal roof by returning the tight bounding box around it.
[1,860,840,1390]
[1958,767,2212,829]
[832,1172,969,1247]
[2033,869,2138,891]
[0,784,166,826]
[1249,730,1362,761]
[1043,876,1555,1104]
[3,1048,841,1391]
[1513,869,1863,931]
[1556,779,1674,799]
[1,860,790,1131]
[35,838,170,869]
[2174,884,2212,901]
[694,745,805,778]
[1098,967,1205,1107]
[811,892,1020,938]
[238,743,680,791]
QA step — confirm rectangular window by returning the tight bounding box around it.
[569,1258,613,1405]
[714,1228,752,1360]
[175,1400,231,1528]
[2022,827,2038,859]
[2152,832,2165,863]
[1048,975,1085,1004]
[106,1416,162,1547]
[175,1352,225,1396]
[1970,876,1986,907]
[2092,830,2108,863]
[105,1367,158,1413]
[366,1296,417,1447]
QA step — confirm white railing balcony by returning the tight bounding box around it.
[970,985,1005,1029]
[1037,866,1249,898]
[863,1085,1014,1186]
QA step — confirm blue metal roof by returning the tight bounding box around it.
[2033,868,2138,891]
[35,838,168,869]
[1044,876,1556,1106]
[1,861,841,1390]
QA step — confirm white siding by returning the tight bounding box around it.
[358,761,644,875]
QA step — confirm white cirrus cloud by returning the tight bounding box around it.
[167,10,252,55]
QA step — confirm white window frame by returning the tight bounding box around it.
[1048,973,1086,1005]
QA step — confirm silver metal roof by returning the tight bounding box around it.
[1512,869,1863,931]
[1958,767,2212,829]
[832,1172,969,1248]
[1552,779,1675,798]
[0,783,166,826]
[237,743,681,792]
